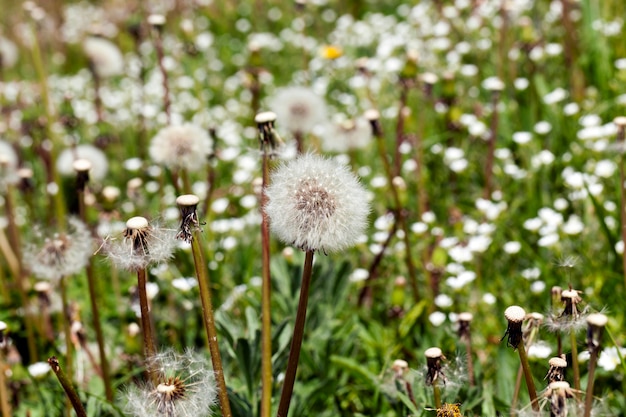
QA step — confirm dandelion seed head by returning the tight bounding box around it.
[149,124,212,172]
[105,217,176,271]
[321,117,372,153]
[83,36,124,78]
[269,86,327,135]
[265,153,369,253]
[57,144,109,182]
[124,349,217,417]
[25,217,93,282]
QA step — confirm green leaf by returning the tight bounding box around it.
[399,301,427,338]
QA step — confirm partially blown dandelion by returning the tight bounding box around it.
[124,349,217,417]
[265,153,369,253]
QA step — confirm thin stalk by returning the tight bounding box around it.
[570,331,581,394]
[517,342,539,412]
[584,349,599,417]
[59,276,73,381]
[190,230,232,417]
[276,250,314,417]
[136,268,157,382]
[509,364,524,417]
[152,28,171,124]
[260,152,272,417]
[483,90,500,199]
[180,168,192,194]
[48,357,87,417]
[464,337,475,387]
[620,134,626,291]
[28,21,66,226]
[372,124,420,301]
[76,184,113,401]
[0,352,12,417]
[432,382,441,410]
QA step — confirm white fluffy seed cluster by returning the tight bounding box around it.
[265,153,370,253]
[321,117,372,153]
[57,144,109,181]
[268,86,327,135]
[149,124,212,172]
[0,139,19,186]
[124,349,217,417]
[25,217,93,282]
[105,219,177,271]
[82,36,124,78]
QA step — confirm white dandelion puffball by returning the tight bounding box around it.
[265,153,370,253]
[149,124,212,172]
[83,36,124,78]
[57,144,109,181]
[0,36,18,68]
[269,86,327,135]
[321,117,372,153]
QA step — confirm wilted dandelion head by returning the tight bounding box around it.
[105,217,176,271]
[83,36,124,78]
[544,381,575,417]
[502,306,526,349]
[545,355,567,383]
[264,153,370,253]
[149,124,212,172]
[124,349,217,417]
[268,86,327,135]
[57,144,109,182]
[586,313,608,354]
[24,217,93,282]
[424,347,446,386]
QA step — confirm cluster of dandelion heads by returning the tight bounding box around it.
[82,36,124,78]
[56,144,109,182]
[149,124,213,172]
[24,217,93,282]
[264,153,370,253]
[268,86,327,135]
[105,217,177,271]
[124,349,217,417]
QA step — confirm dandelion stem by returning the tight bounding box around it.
[76,164,113,400]
[570,331,581,394]
[483,89,500,199]
[260,151,273,417]
[189,229,232,417]
[48,356,87,417]
[152,26,171,124]
[0,351,12,417]
[432,382,441,410]
[59,276,74,381]
[517,342,539,412]
[619,124,626,291]
[509,364,524,417]
[277,250,314,417]
[584,349,599,417]
[137,268,157,381]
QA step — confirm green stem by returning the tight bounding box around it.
[570,331,581,394]
[432,382,441,410]
[190,230,232,417]
[137,268,157,382]
[260,152,272,417]
[276,250,314,417]
[584,350,599,417]
[77,181,113,401]
[0,352,11,417]
[517,342,539,412]
[59,276,73,381]
[48,357,87,417]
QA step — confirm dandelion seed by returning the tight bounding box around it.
[264,153,370,253]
